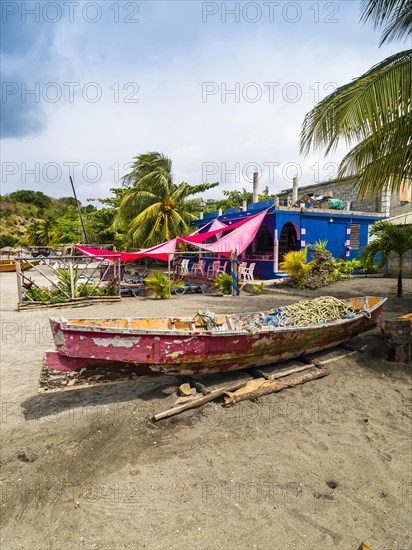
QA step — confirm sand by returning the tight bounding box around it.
[1,271,411,550]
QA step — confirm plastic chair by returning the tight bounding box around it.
[207,260,221,278]
[241,262,256,282]
[180,259,190,275]
[215,261,228,276]
[191,260,205,276]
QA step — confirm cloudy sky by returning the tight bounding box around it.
[1,0,400,204]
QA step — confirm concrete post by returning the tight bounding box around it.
[292,177,298,204]
[253,172,259,203]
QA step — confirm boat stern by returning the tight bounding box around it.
[49,317,68,353]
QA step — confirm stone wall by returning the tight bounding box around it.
[277,178,411,217]
[385,250,412,278]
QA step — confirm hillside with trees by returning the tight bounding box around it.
[0,190,103,248]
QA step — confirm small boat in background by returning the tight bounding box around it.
[0,259,39,273]
[44,296,386,374]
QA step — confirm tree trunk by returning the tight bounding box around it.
[397,255,403,297]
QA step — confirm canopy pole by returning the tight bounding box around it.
[168,253,171,296]
[230,249,240,296]
[273,229,279,272]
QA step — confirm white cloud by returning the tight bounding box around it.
[2,3,401,202]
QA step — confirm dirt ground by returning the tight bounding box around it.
[1,271,411,550]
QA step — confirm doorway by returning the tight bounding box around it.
[279,222,298,262]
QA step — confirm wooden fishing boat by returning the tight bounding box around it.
[0,259,39,272]
[44,296,386,374]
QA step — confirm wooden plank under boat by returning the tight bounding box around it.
[0,259,39,272]
[44,296,386,374]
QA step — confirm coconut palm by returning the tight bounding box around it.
[26,219,54,246]
[300,0,412,197]
[113,152,219,248]
[360,221,412,296]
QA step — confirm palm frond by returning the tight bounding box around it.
[113,190,158,227]
[361,0,412,45]
[301,49,412,195]
[116,151,220,249]
[338,117,412,194]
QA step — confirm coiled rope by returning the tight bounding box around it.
[265,296,359,327]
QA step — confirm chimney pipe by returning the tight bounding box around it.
[292,176,298,204]
[253,172,259,203]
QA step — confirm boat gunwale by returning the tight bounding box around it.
[54,296,387,338]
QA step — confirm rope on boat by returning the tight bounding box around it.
[195,309,218,329]
[264,296,358,328]
[195,297,371,333]
[242,296,366,333]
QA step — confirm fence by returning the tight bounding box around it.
[15,255,122,311]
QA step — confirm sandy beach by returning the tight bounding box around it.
[1,272,411,550]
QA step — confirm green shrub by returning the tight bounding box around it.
[24,286,52,302]
[336,258,361,276]
[279,249,313,282]
[145,272,184,299]
[251,282,265,294]
[0,234,18,247]
[214,273,232,294]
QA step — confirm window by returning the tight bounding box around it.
[350,224,360,249]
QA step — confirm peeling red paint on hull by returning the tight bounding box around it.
[44,297,386,374]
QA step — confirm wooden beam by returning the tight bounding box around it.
[224,367,329,406]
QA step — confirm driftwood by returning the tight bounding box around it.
[152,379,248,421]
[151,343,368,420]
[153,365,330,421]
[224,367,329,406]
[266,363,317,380]
[18,296,121,311]
[312,346,367,366]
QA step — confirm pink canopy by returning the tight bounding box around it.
[75,210,268,262]
[75,239,178,263]
[181,213,262,245]
[74,245,140,262]
[208,218,228,232]
[190,209,267,256]
[133,238,178,261]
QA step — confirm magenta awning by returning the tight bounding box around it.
[188,209,268,256]
[75,210,268,262]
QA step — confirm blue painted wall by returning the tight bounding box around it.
[192,206,385,279]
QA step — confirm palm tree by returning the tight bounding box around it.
[360,221,412,296]
[300,0,411,197]
[26,219,55,246]
[113,152,219,248]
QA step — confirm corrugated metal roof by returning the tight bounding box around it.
[387,212,412,225]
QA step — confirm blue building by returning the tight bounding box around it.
[191,200,386,279]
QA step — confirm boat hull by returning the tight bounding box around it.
[46,297,385,374]
[0,260,39,272]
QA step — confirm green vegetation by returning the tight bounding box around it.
[9,190,52,209]
[279,249,314,281]
[280,241,380,290]
[113,152,220,249]
[360,221,412,296]
[23,268,118,303]
[214,273,232,294]
[251,282,265,294]
[144,271,184,299]
[0,188,125,248]
[0,192,91,247]
[204,187,273,213]
[301,0,411,196]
